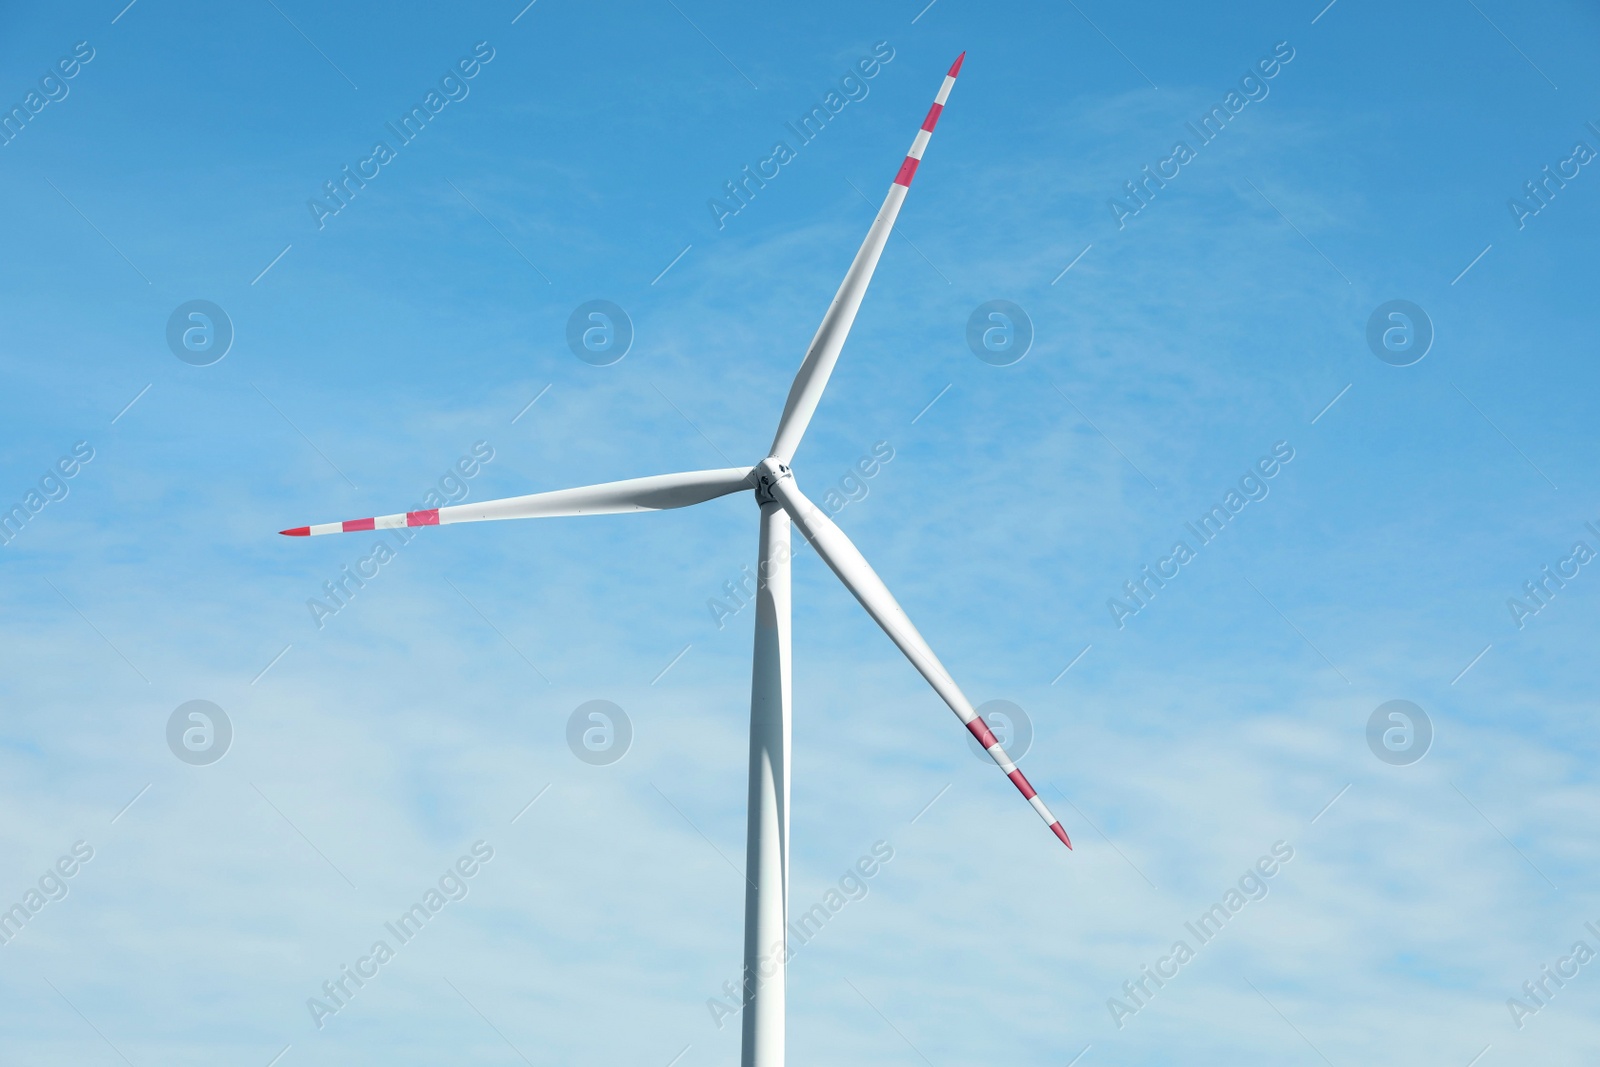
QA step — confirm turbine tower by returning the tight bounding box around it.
[279,52,1069,1067]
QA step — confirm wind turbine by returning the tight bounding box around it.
[279,52,1069,1067]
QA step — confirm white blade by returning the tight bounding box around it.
[281,466,754,537]
[768,473,1071,848]
[767,54,965,463]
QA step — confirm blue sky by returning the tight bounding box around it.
[2,0,1599,1063]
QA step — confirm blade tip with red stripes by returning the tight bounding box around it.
[280,527,310,537]
[948,51,965,77]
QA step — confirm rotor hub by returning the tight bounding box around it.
[754,457,792,505]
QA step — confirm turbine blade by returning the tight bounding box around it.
[280,466,754,537]
[767,53,965,463]
[769,474,1070,848]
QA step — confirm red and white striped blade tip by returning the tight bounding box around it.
[948,51,965,77]
[279,508,443,537]
[964,717,1071,849]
